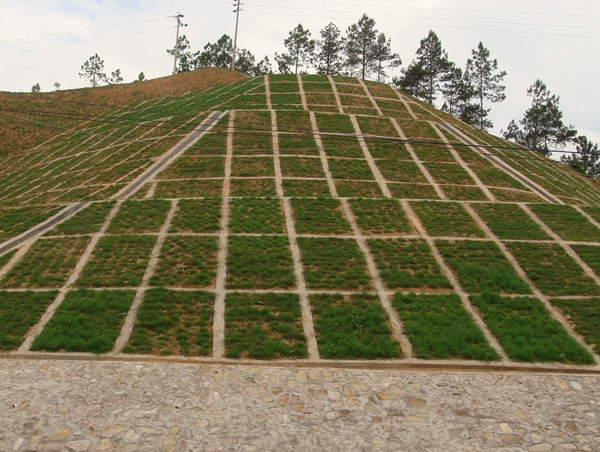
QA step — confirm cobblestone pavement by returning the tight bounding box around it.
[0,359,599,451]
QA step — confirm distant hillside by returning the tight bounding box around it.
[0,67,245,157]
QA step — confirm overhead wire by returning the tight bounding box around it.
[0,102,586,159]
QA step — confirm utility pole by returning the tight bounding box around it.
[169,13,187,75]
[231,0,242,71]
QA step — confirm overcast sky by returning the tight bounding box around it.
[1,0,599,147]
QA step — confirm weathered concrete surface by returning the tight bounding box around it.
[0,359,599,451]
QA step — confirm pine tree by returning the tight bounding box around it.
[392,61,427,99]
[314,23,345,76]
[109,69,123,84]
[503,80,577,156]
[275,24,314,74]
[465,42,506,130]
[416,30,450,104]
[166,36,194,73]
[31,83,40,93]
[441,64,463,116]
[561,136,600,179]
[196,34,233,68]
[372,33,401,83]
[345,14,378,80]
[79,54,107,87]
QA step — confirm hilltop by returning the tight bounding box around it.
[0,67,245,157]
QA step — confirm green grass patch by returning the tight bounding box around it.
[529,204,600,242]
[31,289,134,354]
[77,235,155,287]
[345,107,379,116]
[276,111,312,131]
[169,198,221,233]
[309,105,341,113]
[151,237,218,288]
[227,236,295,289]
[279,157,325,178]
[278,134,319,155]
[298,238,372,290]
[335,181,384,198]
[424,162,475,185]
[583,206,600,224]
[411,202,486,238]
[303,82,334,93]
[338,94,373,108]
[364,139,411,159]
[392,293,499,360]
[470,166,526,189]
[331,76,361,84]
[411,143,455,162]
[389,183,440,200]
[311,293,400,359]
[376,160,427,183]
[367,83,398,99]
[470,293,594,364]
[506,242,600,296]
[349,199,412,235]
[571,244,600,276]
[0,250,16,269]
[335,84,365,95]
[187,132,227,155]
[225,293,306,359]
[107,200,170,234]
[124,289,213,356]
[0,237,88,288]
[437,240,531,294]
[229,178,277,197]
[0,291,57,351]
[328,159,374,180]
[369,239,451,290]
[160,156,225,179]
[229,198,285,233]
[473,203,549,240]
[232,132,273,154]
[231,157,275,177]
[235,111,272,131]
[320,135,363,158]
[396,119,439,140]
[269,82,300,93]
[50,202,115,235]
[552,297,600,354]
[291,198,351,234]
[0,206,62,242]
[443,185,488,201]
[282,179,331,197]
[490,188,543,203]
[306,93,338,107]
[315,113,355,134]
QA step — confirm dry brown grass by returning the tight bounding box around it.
[0,68,245,157]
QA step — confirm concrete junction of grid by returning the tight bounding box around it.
[1,70,600,450]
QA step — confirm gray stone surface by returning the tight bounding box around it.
[0,359,599,451]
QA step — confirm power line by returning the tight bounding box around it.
[0,103,588,159]
[253,0,600,19]
[250,3,600,31]
[243,8,600,39]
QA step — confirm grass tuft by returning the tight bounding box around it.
[311,293,401,359]
[225,293,307,359]
[470,293,594,364]
[392,293,498,360]
[124,289,213,356]
[31,289,134,354]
